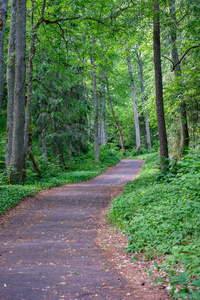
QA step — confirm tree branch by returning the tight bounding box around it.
[110,1,132,19]
[43,17,80,24]
[162,55,174,66]
[33,1,132,33]
[172,44,200,70]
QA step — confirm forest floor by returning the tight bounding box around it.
[0,160,171,300]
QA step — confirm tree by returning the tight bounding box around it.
[5,0,16,169]
[91,37,99,163]
[136,51,151,149]
[9,0,27,183]
[106,76,126,154]
[23,0,46,177]
[169,0,189,155]
[153,0,169,169]
[0,0,8,115]
[99,71,107,146]
[126,49,141,149]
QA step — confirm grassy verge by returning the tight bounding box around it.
[108,150,200,299]
[0,147,120,216]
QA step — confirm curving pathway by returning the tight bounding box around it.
[0,159,144,300]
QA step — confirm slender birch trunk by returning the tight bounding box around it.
[10,0,27,183]
[0,0,8,115]
[5,0,16,169]
[169,0,189,156]
[126,51,141,149]
[153,0,169,169]
[91,37,99,163]
[106,77,125,154]
[136,52,151,149]
[100,72,106,146]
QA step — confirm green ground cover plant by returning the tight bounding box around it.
[109,151,200,299]
[0,146,120,215]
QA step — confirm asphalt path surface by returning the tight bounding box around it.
[0,159,144,300]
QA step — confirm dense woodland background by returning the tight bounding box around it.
[0,1,200,298]
[0,0,199,182]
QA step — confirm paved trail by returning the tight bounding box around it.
[0,160,144,300]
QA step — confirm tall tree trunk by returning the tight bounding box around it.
[5,0,16,169]
[9,0,27,183]
[126,51,141,149]
[153,0,169,169]
[23,0,34,177]
[100,72,107,146]
[169,0,189,156]
[106,77,126,154]
[23,0,46,176]
[91,37,99,163]
[0,0,8,115]
[136,51,152,149]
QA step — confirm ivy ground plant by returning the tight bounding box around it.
[109,150,200,299]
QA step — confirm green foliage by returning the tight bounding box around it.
[109,150,200,297]
[0,147,120,215]
[99,146,120,166]
[123,147,157,159]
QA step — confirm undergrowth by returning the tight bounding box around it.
[0,146,120,215]
[109,150,200,299]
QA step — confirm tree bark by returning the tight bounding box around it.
[169,0,189,156]
[0,0,8,115]
[153,0,169,169]
[106,77,125,154]
[126,51,141,149]
[5,0,16,170]
[23,0,46,176]
[9,0,27,183]
[100,72,107,146]
[91,37,99,163]
[136,52,151,149]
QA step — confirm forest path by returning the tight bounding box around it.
[0,160,169,300]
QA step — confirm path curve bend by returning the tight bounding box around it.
[0,159,144,300]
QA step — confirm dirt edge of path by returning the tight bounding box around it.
[95,208,171,300]
[95,161,171,300]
